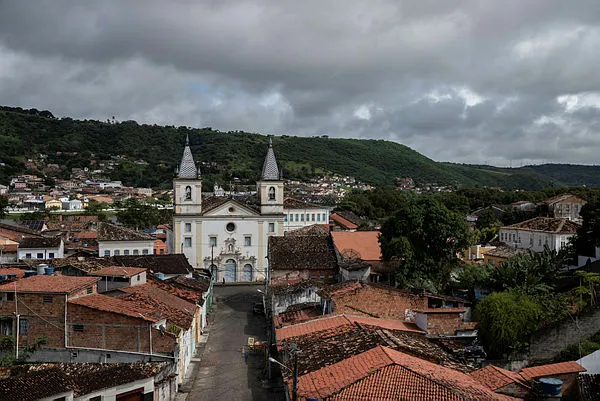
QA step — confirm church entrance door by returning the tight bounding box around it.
[224,259,236,282]
[243,264,252,281]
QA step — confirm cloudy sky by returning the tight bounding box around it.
[1,1,600,166]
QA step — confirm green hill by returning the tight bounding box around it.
[0,106,598,190]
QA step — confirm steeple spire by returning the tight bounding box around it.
[261,137,280,180]
[178,135,199,179]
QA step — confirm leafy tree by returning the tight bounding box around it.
[380,198,471,292]
[475,208,500,229]
[0,335,48,366]
[0,196,8,219]
[476,290,541,358]
[116,198,172,229]
[576,197,600,257]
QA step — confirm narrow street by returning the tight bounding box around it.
[185,285,285,401]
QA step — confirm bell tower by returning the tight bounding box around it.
[257,138,284,215]
[173,134,202,215]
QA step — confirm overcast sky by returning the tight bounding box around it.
[1,1,600,166]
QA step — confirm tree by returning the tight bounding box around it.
[0,335,47,366]
[476,291,541,358]
[0,196,8,219]
[380,198,471,292]
[116,198,172,229]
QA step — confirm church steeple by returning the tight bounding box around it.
[178,134,200,179]
[261,138,280,181]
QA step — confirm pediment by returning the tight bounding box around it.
[202,199,260,217]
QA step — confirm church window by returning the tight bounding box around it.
[244,236,252,246]
[301,214,304,222]
[295,214,299,221]
[268,187,276,201]
[185,186,192,200]
[184,237,192,247]
[229,207,235,213]
[226,222,236,232]
[284,215,287,222]
[185,223,191,232]
[209,236,217,247]
[268,223,275,233]
[228,244,234,252]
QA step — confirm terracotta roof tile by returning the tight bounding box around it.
[331,231,382,261]
[276,314,423,341]
[0,275,99,294]
[19,236,62,249]
[89,266,147,278]
[0,268,26,278]
[97,223,154,241]
[503,217,579,234]
[330,213,358,230]
[296,346,514,401]
[520,361,586,380]
[68,293,159,322]
[470,365,530,391]
[283,198,323,209]
[268,235,338,271]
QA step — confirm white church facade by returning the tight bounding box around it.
[173,137,287,282]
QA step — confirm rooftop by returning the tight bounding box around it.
[268,235,338,271]
[260,139,280,181]
[101,254,193,275]
[0,362,167,400]
[503,217,580,234]
[68,293,159,322]
[330,212,358,230]
[89,266,147,278]
[284,224,329,237]
[276,314,422,341]
[18,236,62,249]
[0,275,99,294]
[283,198,323,210]
[331,231,382,261]
[97,222,154,242]
[483,246,529,259]
[296,346,514,401]
[520,361,586,380]
[470,365,530,391]
[545,193,584,205]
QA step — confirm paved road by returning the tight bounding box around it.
[186,285,285,401]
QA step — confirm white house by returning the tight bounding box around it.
[17,237,64,260]
[97,223,155,257]
[499,217,579,253]
[61,198,83,211]
[283,198,331,232]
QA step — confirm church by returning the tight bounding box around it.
[173,137,289,282]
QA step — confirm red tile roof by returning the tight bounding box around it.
[520,361,586,380]
[415,308,466,314]
[296,346,517,401]
[276,314,423,341]
[0,268,26,279]
[330,213,358,230]
[470,365,530,391]
[0,275,99,294]
[118,284,196,329]
[89,266,147,278]
[331,231,382,261]
[68,294,159,322]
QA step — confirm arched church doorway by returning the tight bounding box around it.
[243,264,253,281]
[224,259,236,282]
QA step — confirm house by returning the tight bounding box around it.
[102,254,194,280]
[482,245,529,266]
[318,282,474,337]
[291,346,510,401]
[498,217,579,253]
[545,193,586,222]
[268,279,324,316]
[154,239,167,254]
[470,365,531,398]
[88,265,147,293]
[98,222,155,257]
[331,231,386,282]
[520,361,586,396]
[268,230,338,284]
[329,212,358,231]
[61,198,83,211]
[17,237,64,260]
[0,275,100,347]
[0,362,177,401]
[44,199,63,210]
[283,198,330,232]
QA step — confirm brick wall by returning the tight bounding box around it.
[67,303,176,354]
[68,283,98,299]
[332,286,425,320]
[0,293,67,347]
[497,382,529,398]
[425,313,462,336]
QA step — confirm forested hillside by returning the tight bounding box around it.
[0,106,598,189]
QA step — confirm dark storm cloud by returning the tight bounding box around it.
[1,1,600,165]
